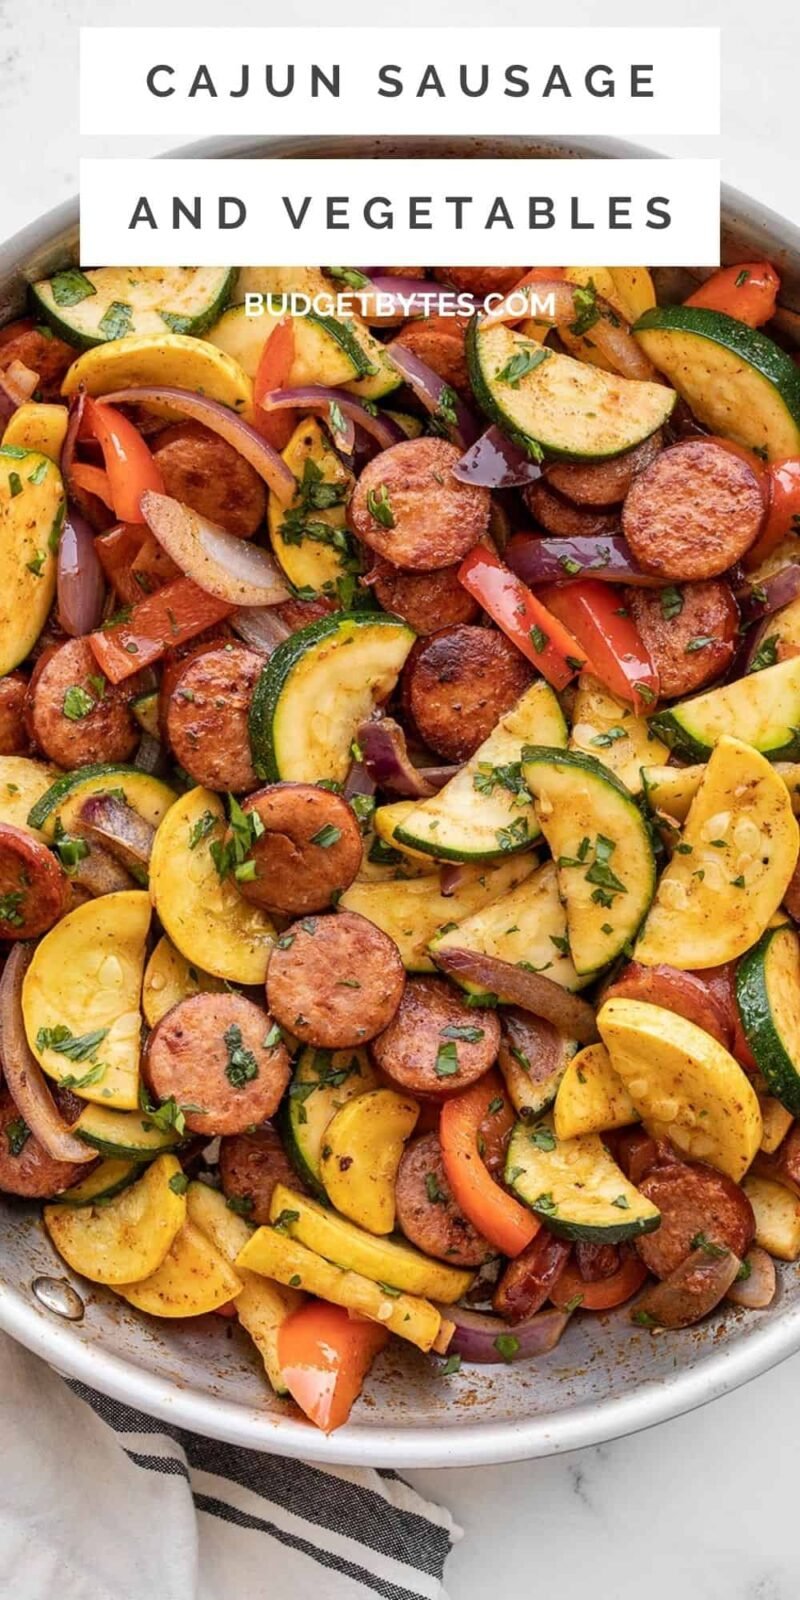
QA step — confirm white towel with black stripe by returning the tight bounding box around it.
[0,1332,460,1600]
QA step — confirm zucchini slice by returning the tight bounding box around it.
[149,787,276,985]
[32,267,236,350]
[521,747,656,976]
[0,448,62,675]
[505,1117,660,1242]
[467,320,675,461]
[283,1045,377,1200]
[0,756,60,840]
[570,674,667,794]
[650,656,800,763]
[553,1041,639,1141]
[49,1157,140,1206]
[249,611,415,785]
[431,859,585,994]
[634,304,800,461]
[74,1104,180,1161]
[598,996,763,1181]
[742,1175,800,1260]
[396,680,566,862]
[266,418,358,599]
[737,922,800,1115]
[269,1182,473,1302]
[339,856,534,972]
[22,890,150,1111]
[634,736,799,969]
[28,763,176,839]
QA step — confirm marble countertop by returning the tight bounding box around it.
[3,2,799,1595]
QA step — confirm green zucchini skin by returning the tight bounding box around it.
[737,923,800,1115]
[27,763,162,832]
[649,659,800,764]
[505,1119,660,1243]
[248,610,415,784]
[30,267,237,351]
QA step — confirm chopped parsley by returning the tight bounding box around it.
[568,279,600,336]
[440,1024,484,1043]
[223,1023,259,1088]
[493,1333,520,1362]
[98,301,133,341]
[168,1172,190,1195]
[35,1024,109,1062]
[6,1117,30,1157]
[590,726,627,749]
[748,634,779,674]
[62,685,95,721]
[434,1041,460,1078]
[50,268,97,307]
[365,483,395,529]
[659,585,684,621]
[495,344,549,389]
[311,823,342,849]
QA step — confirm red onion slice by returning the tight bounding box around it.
[141,491,290,607]
[0,945,95,1164]
[433,945,598,1044]
[0,359,39,409]
[483,277,657,381]
[454,426,543,489]
[260,386,404,452]
[358,718,438,799]
[387,344,481,449]
[506,531,663,589]
[726,1248,776,1310]
[57,511,107,637]
[101,386,296,504]
[231,605,292,654]
[436,1301,572,1364]
[76,793,155,875]
[738,563,800,625]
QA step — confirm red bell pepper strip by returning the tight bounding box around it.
[82,397,165,524]
[550,1251,648,1312]
[94,524,148,606]
[70,462,115,509]
[89,576,235,684]
[254,317,297,450]
[440,1071,539,1258]
[277,1300,389,1434]
[745,457,800,570]
[684,262,780,328]
[538,579,659,714]
[458,546,590,691]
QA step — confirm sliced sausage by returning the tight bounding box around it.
[144,992,290,1137]
[544,431,664,507]
[395,1131,494,1266]
[219,1123,306,1225]
[402,624,533,762]
[0,318,74,402]
[234,783,363,916]
[783,856,800,923]
[0,674,29,755]
[635,1157,755,1280]
[0,1090,88,1197]
[152,421,267,539]
[604,962,733,1050]
[492,1230,572,1321]
[368,557,479,635]
[349,438,490,572]
[388,319,469,395]
[0,823,66,938]
[432,267,527,297]
[165,643,262,792]
[275,595,338,633]
[611,1128,661,1187]
[266,910,405,1048]
[624,581,739,699]
[372,977,500,1099]
[523,479,621,539]
[622,440,765,580]
[28,637,139,768]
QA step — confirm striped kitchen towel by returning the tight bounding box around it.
[0,1332,460,1600]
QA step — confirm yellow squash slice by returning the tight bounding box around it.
[44,1154,186,1284]
[570,674,668,793]
[0,449,62,675]
[554,1041,639,1141]
[319,1088,419,1235]
[117,1219,243,1317]
[61,332,253,418]
[142,935,226,1028]
[598,997,763,1181]
[340,855,534,972]
[23,890,150,1110]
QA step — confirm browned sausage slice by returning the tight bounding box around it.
[784,857,800,924]
[165,643,262,793]
[372,976,500,1098]
[622,440,765,580]
[492,1230,571,1321]
[635,1158,755,1280]
[219,1124,306,1224]
[523,479,621,539]
[0,319,74,402]
[152,421,267,539]
[144,992,290,1137]
[604,962,733,1050]
[624,580,739,699]
[266,910,405,1048]
[0,674,29,755]
[395,1131,494,1266]
[544,431,664,507]
[388,320,469,395]
[349,438,490,572]
[368,557,479,635]
[234,783,363,916]
[432,267,527,297]
[402,624,533,761]
[0,1090,89,1197]
[28,638,138,768]
[0,822,66,938]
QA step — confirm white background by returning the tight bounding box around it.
[1,2,799,1597]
